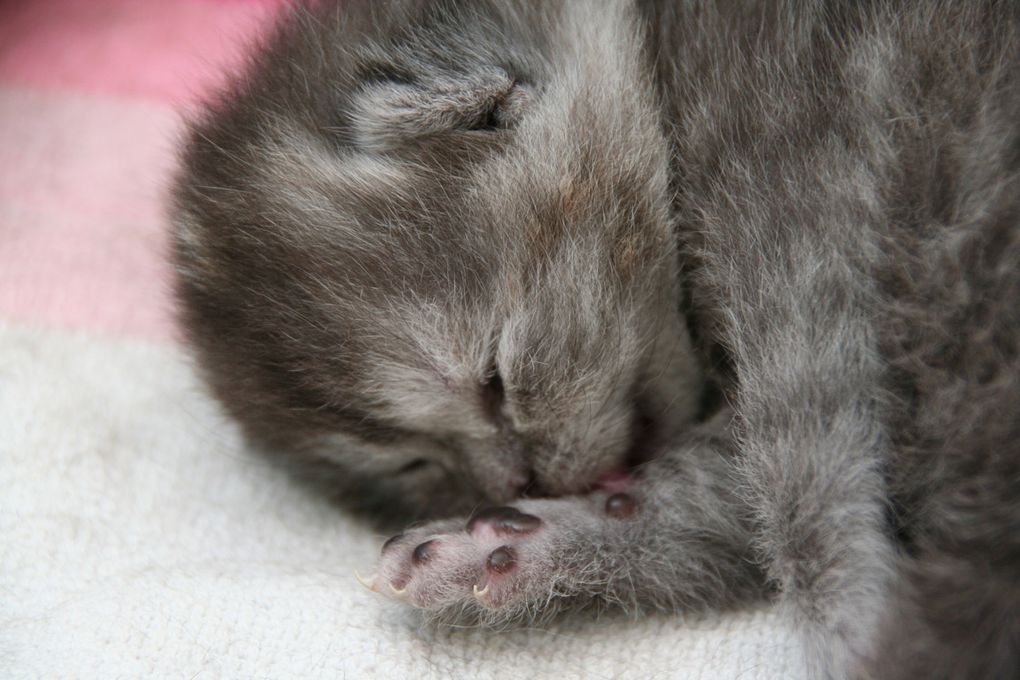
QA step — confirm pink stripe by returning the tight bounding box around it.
[0,1,300,341]
[0,87,181,341]
[0,0,287,104]
[1,204,178,342]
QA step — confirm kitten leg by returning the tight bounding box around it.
[684,161,897,677]
[363,423,763,625]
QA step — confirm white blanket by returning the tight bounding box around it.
[1,323,806,679]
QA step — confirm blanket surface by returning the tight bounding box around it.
[0,2,807,677]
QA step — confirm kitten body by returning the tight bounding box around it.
[172,1,1020,678]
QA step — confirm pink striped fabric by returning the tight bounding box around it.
[0,0,287,342]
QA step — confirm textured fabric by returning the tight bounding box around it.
[0,2,807,677]
[0,0,280,341]
[0,325,806,679]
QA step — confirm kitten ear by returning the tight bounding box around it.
[351,68,531,151]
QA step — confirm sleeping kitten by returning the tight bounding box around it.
[171,1,1020,678]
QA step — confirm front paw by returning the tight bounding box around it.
[365,506,548,613]
[358,495,638,620]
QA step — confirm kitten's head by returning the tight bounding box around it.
[172,0,702,524]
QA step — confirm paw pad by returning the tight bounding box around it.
[486,546,516,574]
[381,533,405,553]
[412,540,435,565]
[466,506,542,536]
[605,492,637,519]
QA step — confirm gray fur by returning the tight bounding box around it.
[171,1,1020,678]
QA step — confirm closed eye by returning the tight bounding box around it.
[481,367,506,421]
[359,63,416,87]
[465,100,502,132]
[397,458,431,474]
[625,397,659,471]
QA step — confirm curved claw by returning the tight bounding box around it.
[389,583,408,597]
[355,571,378,593]
[472,583,490,600]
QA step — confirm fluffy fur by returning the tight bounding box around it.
[171,1,1020,678]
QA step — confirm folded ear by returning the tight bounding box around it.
[350,67,531,152]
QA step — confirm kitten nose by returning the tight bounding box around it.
[464,450,534,503]
[487,465,533,503]
[510,466,540,498]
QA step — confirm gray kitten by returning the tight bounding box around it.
[171,1,1020,678]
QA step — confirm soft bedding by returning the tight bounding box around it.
[0,2,805,677]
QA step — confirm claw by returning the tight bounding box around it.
[472,583,490,600]
[389,583,408,597]
[355,571,378,592]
